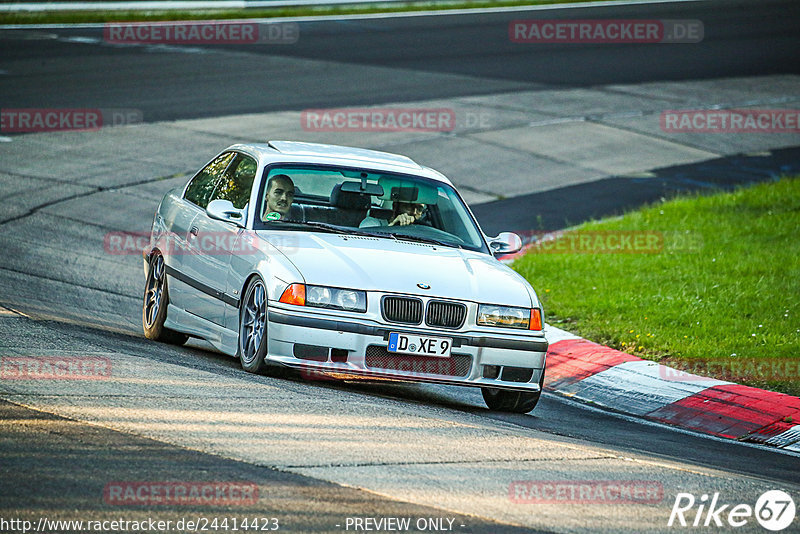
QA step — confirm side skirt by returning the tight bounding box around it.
[164,304,239,356]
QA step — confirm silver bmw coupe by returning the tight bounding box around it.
[142,141,548,412]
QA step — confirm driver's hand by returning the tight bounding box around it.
[389,213,415,226]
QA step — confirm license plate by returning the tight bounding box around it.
[387,333,452,357]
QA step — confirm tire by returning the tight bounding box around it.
[142,252,188,345]
[481,368,545,413]
[238,276,270,374]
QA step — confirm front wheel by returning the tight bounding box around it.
[238,277,270,374]
[482,368,545,413]
[482,388,541,413]
[142,253,188,345]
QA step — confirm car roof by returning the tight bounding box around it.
[227,141,453,186]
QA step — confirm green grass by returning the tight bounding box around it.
[1,0,613,25]
[513,176,800,397]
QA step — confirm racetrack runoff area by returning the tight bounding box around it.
[1,68,800,532]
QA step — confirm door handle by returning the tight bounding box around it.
[190,226,199,237]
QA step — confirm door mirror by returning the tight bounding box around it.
[206,199,246,228]
[488,232,523,256]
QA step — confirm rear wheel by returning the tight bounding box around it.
[481,368,545,413]
[238,277,270,374]
[142,253,188,345]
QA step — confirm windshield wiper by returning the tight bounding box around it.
[263,221,345,234]
[276,221,396,240]
[388,233,460,249]
[295,221,353,234]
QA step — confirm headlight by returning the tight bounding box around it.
[279,283,366,313]
[477,304,542,330]
[308,285,366,312]
[306,285,332,306]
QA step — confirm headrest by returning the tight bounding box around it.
[330,183,371,210]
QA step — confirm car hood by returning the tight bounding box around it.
[258,231,535,307]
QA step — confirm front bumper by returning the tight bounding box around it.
[266,305,548,392]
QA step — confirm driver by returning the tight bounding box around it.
[389,201,425,226]
[263,174,295,220]
[360,201,425,228]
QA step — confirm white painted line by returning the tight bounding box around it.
[528,117,586,127]
[785,441,800,453]
[0,0,709,24]
[0,0,708,11]
[766,424,800,449]
[561,359,731,416]
[60,36,101,44]
[542,391,800,458]
[5,0,249,11]
[544,323,582,344]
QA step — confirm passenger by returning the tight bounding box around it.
[263,174,295,220]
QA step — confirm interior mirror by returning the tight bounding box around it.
[340,180,384,196]
[206,199,246,228]
[489,232,523,256]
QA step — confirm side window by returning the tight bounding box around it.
[184,152,235,209]
[212,154,257,209]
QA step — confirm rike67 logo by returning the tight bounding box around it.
[668,490,795,531]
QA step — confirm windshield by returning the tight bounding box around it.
[254,165,487,252]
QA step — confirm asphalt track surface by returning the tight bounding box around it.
[1,0,800,532]
[1,399,535,534]
[1,0,799,121]
[473,146,800,234]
